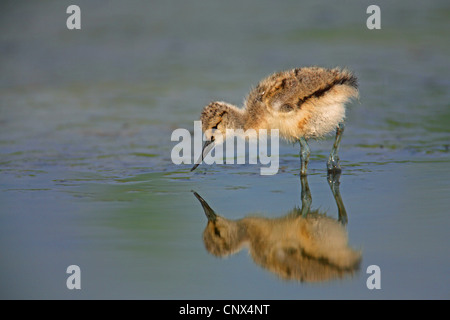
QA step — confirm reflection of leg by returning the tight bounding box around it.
[327,122,345,173]
[299,137,310,176]
[300,174,312,217]
[327,172,348,225]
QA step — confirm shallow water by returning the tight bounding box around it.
[1,0,449,299]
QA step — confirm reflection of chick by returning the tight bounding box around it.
[194,192,361,282]
[191,67,358,175]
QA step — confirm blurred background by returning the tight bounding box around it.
[0,0,449,299]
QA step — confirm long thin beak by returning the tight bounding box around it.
[190,140,215,172]
[192,191,217,222]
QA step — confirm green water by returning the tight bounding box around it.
[1,0,449,299]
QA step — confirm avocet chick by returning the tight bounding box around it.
[193,191,361,282]
[191,67,358,175]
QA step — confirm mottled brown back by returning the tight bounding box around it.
[245,67,358,113]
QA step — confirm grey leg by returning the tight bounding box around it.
[327,122,345,173]
[327,172,348,225]
[299,137,310,176]
[300,174,312,217]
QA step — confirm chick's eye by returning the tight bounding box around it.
[210,128,217,141]
[280,104,294,112]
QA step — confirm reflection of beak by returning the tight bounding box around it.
[192,191,217,222]
[190,140,215,172]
